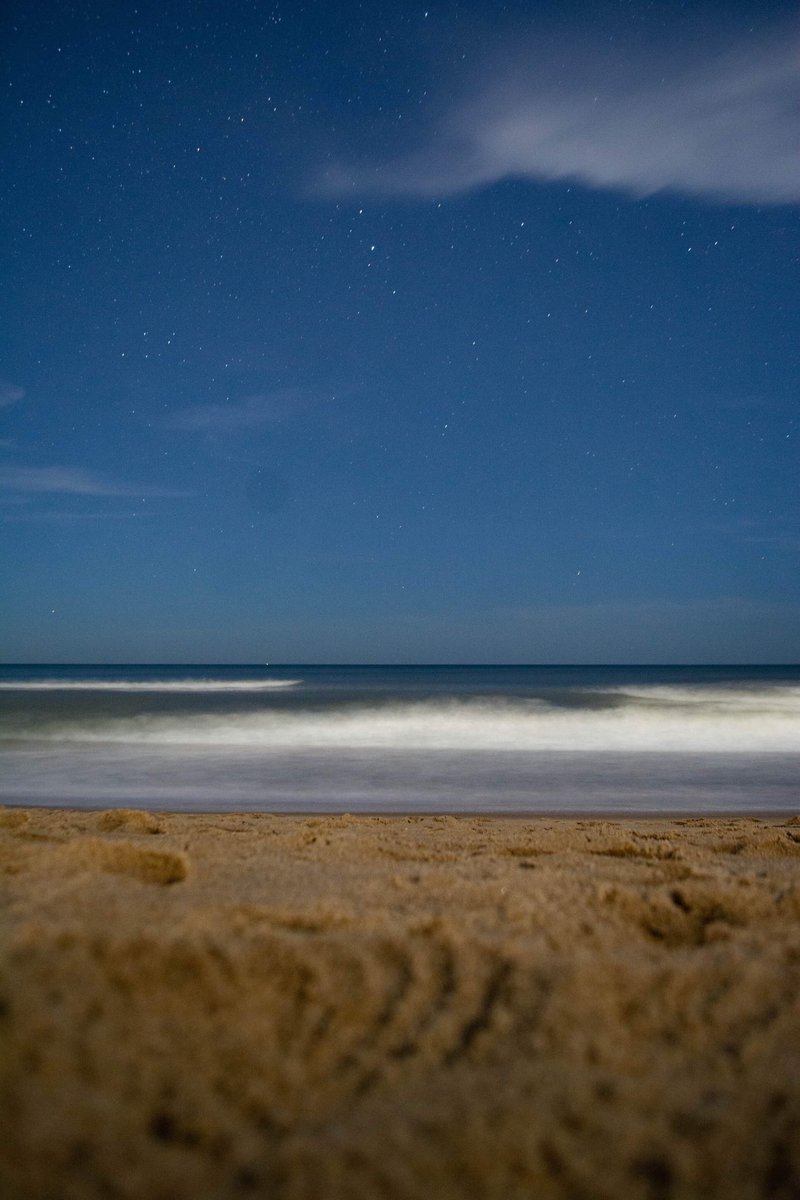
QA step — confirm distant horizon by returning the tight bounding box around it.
[3,661,799,670]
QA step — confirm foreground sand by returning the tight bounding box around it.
[2,808,800,1199]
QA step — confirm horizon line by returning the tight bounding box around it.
[2,662,799,670]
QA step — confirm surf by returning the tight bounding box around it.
[0,678,302,693]
[4,688,798,754]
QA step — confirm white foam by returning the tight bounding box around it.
[604,684,800,714]
[6,690,799,753]
[0,678,301,693]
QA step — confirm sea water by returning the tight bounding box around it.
[0,664,798,812]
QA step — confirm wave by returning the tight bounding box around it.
[4,689,800,753]
[605,684,800,714]
[0,678,302,693]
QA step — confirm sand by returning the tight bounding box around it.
[2,807,800,1199]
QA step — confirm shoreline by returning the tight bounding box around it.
[3,806,800,1198]
[4,803,798,819]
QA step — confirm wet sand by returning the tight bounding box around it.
[2,806,800,1198]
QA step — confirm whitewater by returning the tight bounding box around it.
[1,664,798,812]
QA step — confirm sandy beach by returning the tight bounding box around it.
[2,807,800,1199]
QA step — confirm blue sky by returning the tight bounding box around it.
[1,0,798,662]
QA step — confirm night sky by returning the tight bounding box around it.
[2,0,798,663]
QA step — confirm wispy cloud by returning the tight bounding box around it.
[1,509,159,523]
[319,22,800,204]
[0,381,25,407]
[0,464,189,497]
[166,390,312,432]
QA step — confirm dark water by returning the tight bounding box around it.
[1,664,798,812]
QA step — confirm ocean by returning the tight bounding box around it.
[1,664,798,813]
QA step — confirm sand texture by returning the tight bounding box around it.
[2,808,800,1199]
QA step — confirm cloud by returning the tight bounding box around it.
[0,381,25,407]
[319,22,800,204]
[0,509,160,523]
[0,464,188,497]
[166,391,311,432]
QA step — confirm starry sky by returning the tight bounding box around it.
[2,0,799,664]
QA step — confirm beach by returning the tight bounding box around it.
[2,807,800,1198]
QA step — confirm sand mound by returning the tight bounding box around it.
[2,810,800,1198]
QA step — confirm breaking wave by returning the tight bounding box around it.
[0,678,301,693]
[4,687,800,753]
